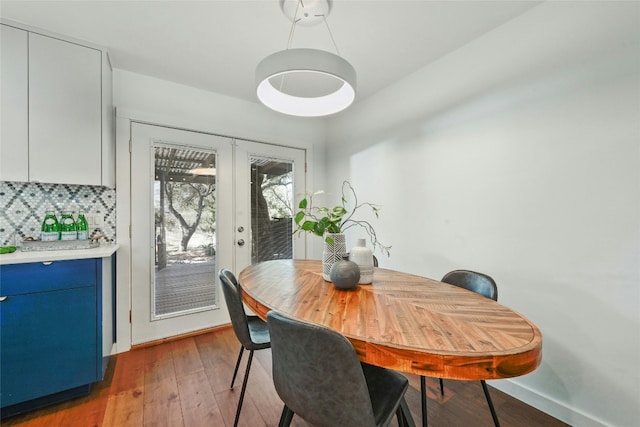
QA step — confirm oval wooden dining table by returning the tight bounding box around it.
[238,259,542,381]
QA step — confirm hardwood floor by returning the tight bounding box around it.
[2,326,569,427]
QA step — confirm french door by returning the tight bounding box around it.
[233,139,306,272]
[130,123,305,344]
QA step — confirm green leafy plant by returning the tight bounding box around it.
[294,181,391,255]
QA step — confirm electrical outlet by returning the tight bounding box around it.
[88,213,103,229]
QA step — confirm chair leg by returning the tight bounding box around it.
[233,349,254,427]
[420,375,427,427]
[230,346,244,389]
[439,378,444,396]
[278,405,295,427]
[398,396,416,427]
[396,407,404,427]
[481,380,500,427]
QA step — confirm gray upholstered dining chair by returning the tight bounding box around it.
[219,269,271,427]
[267,310,415,427]
[419,269,500,427]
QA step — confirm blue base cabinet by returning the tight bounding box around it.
[0,258,103,417]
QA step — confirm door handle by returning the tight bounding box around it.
[237,239,245,247]
[0,296,8,302]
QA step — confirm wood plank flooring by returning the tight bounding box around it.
[2,326,569,427]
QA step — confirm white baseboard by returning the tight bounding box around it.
[490,379,609,427]
[110,341,131,355]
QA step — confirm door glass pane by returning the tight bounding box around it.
[154,145,217,317]
[250,156,294,263]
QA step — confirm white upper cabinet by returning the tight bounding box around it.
[29,33,102,186]
[101,52,114,188]
[0,25,29,182]
[0,23,114,187]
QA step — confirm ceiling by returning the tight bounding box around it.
[0,0,542,107]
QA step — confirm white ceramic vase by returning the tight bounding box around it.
[322,233,347,281]
[349,238,374,284]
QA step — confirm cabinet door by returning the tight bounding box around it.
[0,25,29,182]
[0,286,97,407]
[28,33,102,186]
[101,53,115,188]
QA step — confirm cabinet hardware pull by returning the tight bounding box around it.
[42,261,53,265]
[0,296,7,302]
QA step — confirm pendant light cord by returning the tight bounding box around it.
[286,0,301,49]
[321,14,340,56]
[285,0,341,56]
[281,1,303,92]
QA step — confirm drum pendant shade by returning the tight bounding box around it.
[256,0,356,117]
[256,48,356,117]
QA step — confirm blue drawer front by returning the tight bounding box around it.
[0,259,97,296]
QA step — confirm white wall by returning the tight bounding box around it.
[113,69,327,351]
[326,2,639,427]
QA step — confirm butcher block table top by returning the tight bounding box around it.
[239,259,542,381]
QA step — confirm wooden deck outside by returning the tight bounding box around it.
[154,261,217,315]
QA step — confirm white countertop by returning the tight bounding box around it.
[0,243,119,265]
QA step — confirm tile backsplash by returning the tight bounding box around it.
[0,181,116,246]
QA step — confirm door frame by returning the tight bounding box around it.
[115,113,312,350]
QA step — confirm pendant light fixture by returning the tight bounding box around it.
[256,0,356,117]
